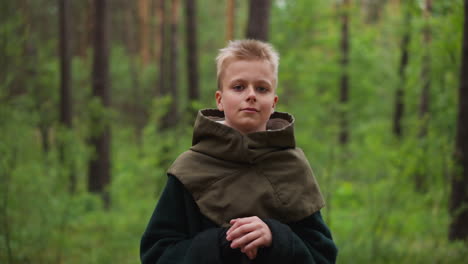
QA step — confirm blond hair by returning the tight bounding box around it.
[216,39,279,90]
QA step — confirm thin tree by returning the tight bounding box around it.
[138,0,150,66]
[185,0,199,111]
[246,0,271,41]
[449,0,468,241]
[339,0,351,145]
[77,0,93,58]
[169,0,180,121]
[122,0,147,142]
[361,0,387,24]
[419,0,432,137]
[58,0,75,192]
[415,0,432,192]
[162,0,180,129]
[226,0,235,42]
[393,2,411,138]
[152,0,161,64]
[157,0,167,98]
[88,0,111,208]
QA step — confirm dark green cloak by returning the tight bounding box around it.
[168,109,325,227]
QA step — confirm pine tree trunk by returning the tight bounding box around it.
[121,0,145,143]
[362,0,386,24]
[157,0,167,98]
[339,0,350,145]
[58,0,76,192]
[78,0,93,58]
[89,0,111,208]
[246,0,271,41]
[138,0,150,66]
[226,0,235,42]
[393,6,411,138]
[449,0,468,241]
[153,0,161,64]
[121,0,137,55]
[162,0,179,129]
[169,0,180,123]
[415,0,432,192]
[185,0,199,106]
[419,0,432,136]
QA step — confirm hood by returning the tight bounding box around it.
[191,109,296,164]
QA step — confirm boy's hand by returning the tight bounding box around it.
[226,216,272,260]
[244,248,258,260]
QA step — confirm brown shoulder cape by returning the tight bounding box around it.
[167,109,325,227]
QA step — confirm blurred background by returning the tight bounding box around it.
[1,0,467,263]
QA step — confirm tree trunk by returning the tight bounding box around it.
[162,0,180,129]
[78,0,93,58]
[89,0,111,208]
[419,0,432,136]
[185,0,199,107]
[339,0,350,145]
[415,0,432,192]
[152,0,161,64]
[449,0,468,241]
[120,0,137,55]
[246,0,271,41]
[361,0,386,24]
[226,0,235,42]
[58,0,76,192]
[157,0,167,98]
[393,5,411,138]
[121,0,145,142]
[138,0,150,66]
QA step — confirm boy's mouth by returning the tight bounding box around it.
[241,107,259,112]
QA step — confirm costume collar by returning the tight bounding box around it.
[191,109,296,164]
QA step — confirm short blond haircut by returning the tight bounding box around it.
[216,39,279,90]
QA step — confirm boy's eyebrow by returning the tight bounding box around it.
[229,78,272,87]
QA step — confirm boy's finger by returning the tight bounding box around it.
[246,250,254,260]
[242,237,265,252]
[226,222,257,241]
[227,221,242,237]
[227,218,253,238]
[230,230,259,248]
[244,248,257,260]
[230,216,255,226]
[227,219,241,235]
[227,216,260,238]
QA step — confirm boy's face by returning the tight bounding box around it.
[216,59,278,134]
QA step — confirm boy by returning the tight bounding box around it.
[140,40,337,263]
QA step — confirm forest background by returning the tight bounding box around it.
[1,0,468,263]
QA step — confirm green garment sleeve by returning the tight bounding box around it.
[140,175,242,264]
[257,212,338,264]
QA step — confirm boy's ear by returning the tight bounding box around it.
[215,91,224,111]
[271,95,278,114]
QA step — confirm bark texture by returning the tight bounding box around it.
[246,0,271,41]
[449,0,468,241]
[185,0,199,102]
[89,0,111,208]
[393,6,411,138]
[226,0,235,42]
[339,0,350,145]
[58,0,75,192]
[415,0,432,192]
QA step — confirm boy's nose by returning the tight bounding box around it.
[246,86,256,101]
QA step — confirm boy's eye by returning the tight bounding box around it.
[233,85,244,91]
[257,86,268,93]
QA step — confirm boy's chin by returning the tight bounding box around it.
[232,122,267,134]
